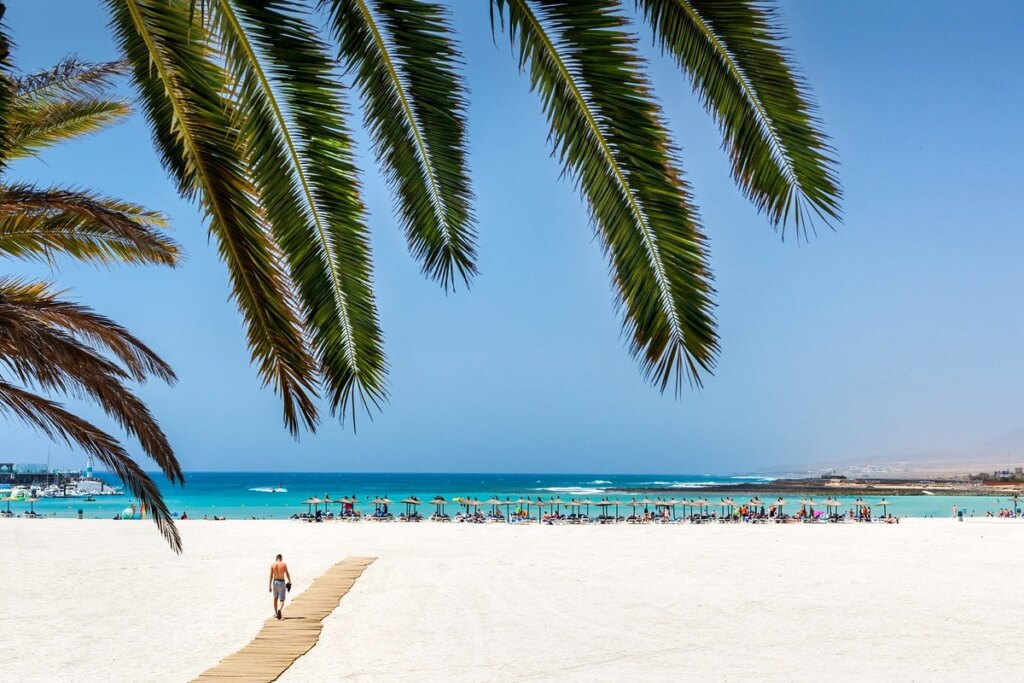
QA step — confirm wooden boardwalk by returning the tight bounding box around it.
[193,556,377,682]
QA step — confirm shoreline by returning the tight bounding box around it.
[612,476,1024,497]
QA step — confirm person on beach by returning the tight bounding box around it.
[269,554,292,620]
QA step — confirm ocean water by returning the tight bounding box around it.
[5,472,1019,520]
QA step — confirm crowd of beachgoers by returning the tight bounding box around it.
[286,495,902,525]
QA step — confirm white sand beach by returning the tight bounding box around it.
[4,518,1022,682]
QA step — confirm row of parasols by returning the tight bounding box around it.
[300,495,895,517]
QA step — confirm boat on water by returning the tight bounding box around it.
[250,482,288,493]
[83,494,96,502]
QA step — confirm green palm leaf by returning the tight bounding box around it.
[8,58,131,160]
[492,0,717,392]
[0,279,181,486]
[0,378,180,552]
[8,97,128,161]
[106,0,320,434]
[0,183,179,265]
[636,0,841,235]
[211,0,387,419]
[0,3,12,173]
[322,0,477,289]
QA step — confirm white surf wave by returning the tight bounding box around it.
[249,486,288,493]
[536,486,605,495]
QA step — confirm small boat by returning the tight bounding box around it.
[83,494,96,502]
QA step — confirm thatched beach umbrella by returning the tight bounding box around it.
[595,499,614,520]
[775,498,788,517]
[548,497,566,513]
[749,497,763,509]
[695,498,711,516]
[485,498,503,516]
[532,498,548,518]
[876,499,891,517]
[303,497,323,514]
[27,497,39,515]
[430,496,448,516]
[823,498,839,513]
[401,497,421,517]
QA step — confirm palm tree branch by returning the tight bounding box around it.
[519,4,680,336]
[494,0,718,391]
[0,297,181,484]
[214,0,364,398]
[223,0,387,418]
[0,379,181,552]
[13,57,125,102]
[109,0,319,433]
[324,0,476,289]
[0,277,175,383]
[6,98,129,160]
[636,0,841,234]
[0,183,179,265]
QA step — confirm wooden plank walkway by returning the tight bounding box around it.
[192,556,377,682]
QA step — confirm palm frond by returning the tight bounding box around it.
[492,0,717,393]
[106,0,320,433]
[0,285,181,485]
[322,0,476,289]
[0,183,179,265]
[211,0,388,419]
[7,58,131,159]
[7,98,129,160]
[636,0,841,235]
[0,3,12,173]
[13,57,125,102]
[0,379,180,552]
[0,278,175,383]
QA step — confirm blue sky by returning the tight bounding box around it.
[4,1,1023,473]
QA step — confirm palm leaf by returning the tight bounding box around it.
[8,59,131,159]
[0,283,181,485]
[211,0,387,419]
[0,379,180,552]
[636,0,841,235]
[13,57,125,102]
[7,98,129,161]
[0,278,175,383]
[492,0,717,392]
[322,0,477,289]
[0,183,180,265]
[106,0,320,433]
[0,3,12,173]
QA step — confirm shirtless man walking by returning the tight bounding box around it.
[268,554,292,620]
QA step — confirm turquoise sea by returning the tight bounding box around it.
[5,472,1019,519]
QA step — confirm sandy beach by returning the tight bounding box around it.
[5,518,1023,682]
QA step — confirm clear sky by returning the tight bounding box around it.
[4,1,1023,473]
